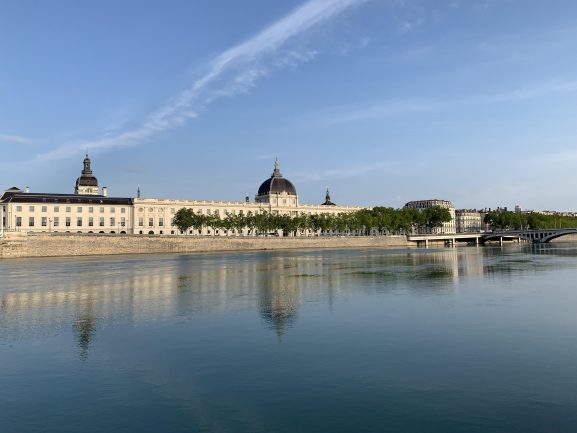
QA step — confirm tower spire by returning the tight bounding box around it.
[321,186,336,206]
[272,158,281,177]
[75,154,98,195]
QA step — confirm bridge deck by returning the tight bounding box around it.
[407,233,483,242]
[407,229,577,245]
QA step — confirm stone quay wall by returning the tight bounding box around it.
[550,234,577,242]
[0,232,411,259]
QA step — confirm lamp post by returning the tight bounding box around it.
[48,218,52,233]
[0,205,4,238]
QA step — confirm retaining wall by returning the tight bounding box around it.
[550,234,577,242]
[0,233,411,259]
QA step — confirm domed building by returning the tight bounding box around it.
[255,159,299,207]
[75,154,99,195]
[1,156,365,236]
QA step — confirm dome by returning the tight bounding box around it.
[257,160,297,196]
[75,175,98,187]
[257,177,297,196]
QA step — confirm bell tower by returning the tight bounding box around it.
[75,154,99,195]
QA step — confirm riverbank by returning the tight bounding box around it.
[0,232,412,259]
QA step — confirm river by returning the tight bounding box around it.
[1,245,577,432]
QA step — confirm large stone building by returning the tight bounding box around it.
[1,156,362,236]
[455,209,482,233]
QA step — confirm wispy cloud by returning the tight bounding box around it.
[36,0,368,162]
[0,134,33,145]
[312,78,577,125]
[481,79,577,102]
[391,0,426,34]
[293,159,426,182]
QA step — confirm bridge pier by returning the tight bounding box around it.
[499,237,503,247]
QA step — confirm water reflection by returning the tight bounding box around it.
[73,315,96,361]
[2,245,577,359]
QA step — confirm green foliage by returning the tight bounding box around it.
[484,210,577,230]
[172,205,457,236]
[423,206,452,229]
[172,208,195,233]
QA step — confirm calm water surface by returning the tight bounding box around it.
[2,245,577,433]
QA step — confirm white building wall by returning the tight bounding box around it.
[1,202,133,234]
[455,210,482,233]
[132,198,364,236]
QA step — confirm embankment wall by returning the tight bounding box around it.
[0,233,411,259]
[550,234,577,242]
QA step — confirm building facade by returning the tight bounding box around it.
[455,209,482,233]
[1,157,362,237]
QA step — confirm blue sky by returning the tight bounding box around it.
[1,0,577,210]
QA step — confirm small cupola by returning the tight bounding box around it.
[321,188,336,206]
[75,154,99,195]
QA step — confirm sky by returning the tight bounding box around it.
[1,0,577,211]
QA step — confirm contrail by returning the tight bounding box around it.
[35,0,368,161]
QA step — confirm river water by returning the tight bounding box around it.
[1,245,577,433]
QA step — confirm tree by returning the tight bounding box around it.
[422,206,452,230]
[172,208,194,234]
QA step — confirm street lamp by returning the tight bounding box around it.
[0,206,4,238]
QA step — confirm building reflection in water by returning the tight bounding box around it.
[258,256,304,338]
[0,248,494,356]
[73,314,96,361]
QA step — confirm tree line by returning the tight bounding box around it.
[172,206,452,236]
[484,210,577,230]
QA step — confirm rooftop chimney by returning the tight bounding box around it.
[102,186,108,197]
[25,186,30,193]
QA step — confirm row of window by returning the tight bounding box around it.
[15,216,126,227]
[139,207,173,213]
[269,199,296,205]
[9,206,334,222]
[14,206,127,213]
[136,207,244,216]
[138,218,165,227]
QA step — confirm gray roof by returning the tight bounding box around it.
[0,191,133,205]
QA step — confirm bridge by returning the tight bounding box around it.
[483,228,577,244]
[407,228,577,247]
